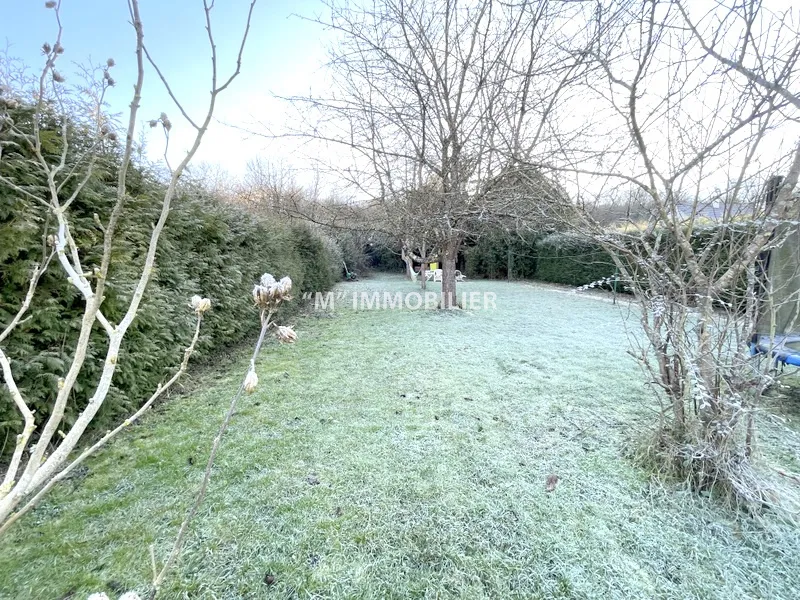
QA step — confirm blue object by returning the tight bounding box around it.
[750,334,800,367]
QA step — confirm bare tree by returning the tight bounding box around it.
[543,0,800,503]
[237,157,307,215]
[275,0,588,306]
[391,182,446,289]
[0,0,257,532]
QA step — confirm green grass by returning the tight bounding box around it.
[1,275,799,599]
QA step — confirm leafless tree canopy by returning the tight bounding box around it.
[281,0,592,304]
[272,0,800,504]
[529,0,800,503]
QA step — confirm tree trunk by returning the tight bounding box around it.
[441,239,459,308]
[695,295,720,433]
[745,409,756,458]
[507,242,513,281]
[420,241,428,290]
[401,246,417,282]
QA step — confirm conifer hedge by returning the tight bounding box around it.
[464,232,539,280]
[534,233,617,286]
[465,231,613,284]
[465,227,754,296]
[0,104,339,447]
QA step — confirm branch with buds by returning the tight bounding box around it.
[150,274,296,598]
[0,0,258,531]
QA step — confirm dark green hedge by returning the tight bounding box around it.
[534,233,617,286]
[364,240,405,272]
[464,233,539,280]
[465,231,614,285]
[0,105,339,447]
[466,226,757,299]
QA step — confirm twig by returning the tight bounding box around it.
[772,467,800,487]
[149,309,273,598]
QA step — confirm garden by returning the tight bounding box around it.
[2,276,799,598]
[2,0,800,598]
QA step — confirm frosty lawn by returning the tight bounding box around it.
[2,275,799,599]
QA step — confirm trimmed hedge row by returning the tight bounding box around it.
[465,232,615,285]
[0,106,340,446]
[464,233,539,280]
[534,233,617,286]
[466,227,755,294]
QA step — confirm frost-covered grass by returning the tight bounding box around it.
[2,275,799,599]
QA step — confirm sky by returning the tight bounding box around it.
[0,0,332,179]
[1,1,798,200]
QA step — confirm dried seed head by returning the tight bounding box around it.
[243,368,258,394]
[107,131,118,142]
[252,284,270,307]
[160,112,168,121]
[46,234,56,247]
[275,325,297,344]
[45,1,57,8]
[106,57,115,68]
[149,119,158,128]
[52,70,65,83]
[190,295,212,314]
[42,42,52,54]
[54,43,64,54]
[162,118,172,131]
[253,274,275,308]
[279,276,293,296]
[252,273,295,308]
[106,76,115,87]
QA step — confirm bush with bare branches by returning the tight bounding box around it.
[0,0,257,532]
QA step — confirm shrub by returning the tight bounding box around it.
[457,225,756,296]
[0,173,339,448]
[535,233,617,286]
[464,232,539,279]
